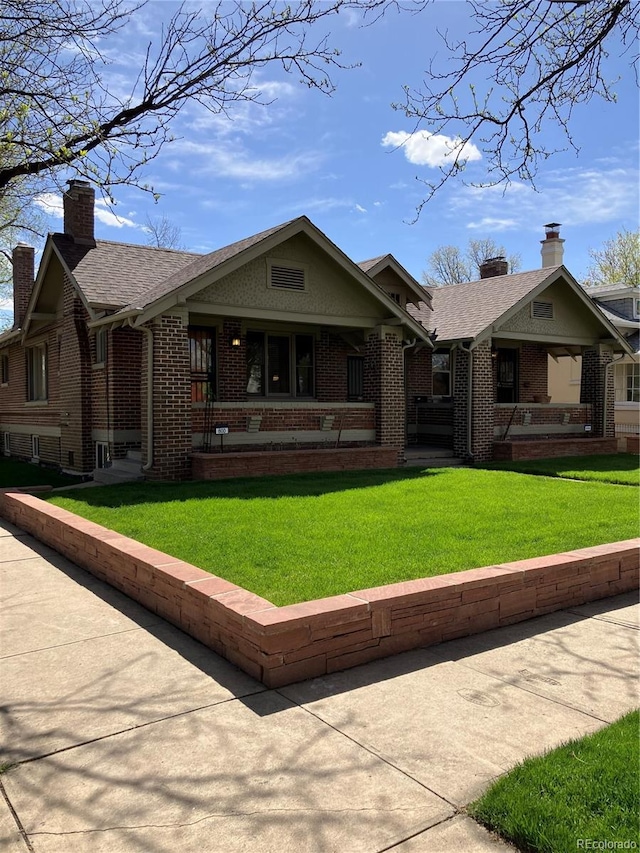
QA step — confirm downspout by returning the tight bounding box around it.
[139,324,154,472]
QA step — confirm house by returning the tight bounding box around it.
[0,185,631,480]
[548,282,639,443]
[0,180,433,481]
[406,225,634,461]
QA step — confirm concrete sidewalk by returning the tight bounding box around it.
[1,517,638,853]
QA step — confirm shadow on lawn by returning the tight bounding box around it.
[476,452,639,483]
[46,466,447,509]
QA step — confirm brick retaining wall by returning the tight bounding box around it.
[1,490,637,688]
[493,437,618,461]
[192,446,399,480]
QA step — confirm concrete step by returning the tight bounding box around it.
[402,456,465,468]
[110,457,143,474]
[126,450,142,462]
[93,467,144,485]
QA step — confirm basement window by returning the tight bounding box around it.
[268,260,306,292]
[531,300,554,320]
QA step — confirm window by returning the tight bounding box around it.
[624,363,640,403]
[31,434,40,460]
[432,349,451,396]
[496,348,519,403]
[246,332,314,397]
[635,298,640,319]
[0,353,8,384]
[95,328,107,364]
[268,261,306,292]
[388,292,401,304]
[189,327,216,403]
[95,442,110,469]
[26,343,47,401]
[3,432,9,455]
[347,356,364,400]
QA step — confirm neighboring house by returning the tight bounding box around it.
[0,188,631,480]
[548,283,639,440]
[407,226,633,461]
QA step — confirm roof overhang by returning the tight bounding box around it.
[127,217,432,345]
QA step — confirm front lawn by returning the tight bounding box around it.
[469,710,640,853]
[47,467,639,606]
[0,458,82,489]
[484,453,639,486]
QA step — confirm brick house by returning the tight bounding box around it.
[0,181,433,480]
[548,283,639,442]
[407,226,633,462]
[0,188,631,479]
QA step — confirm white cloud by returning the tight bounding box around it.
[381,130,482,168]
[467,217,518,232]
[34,193,64,218]
[176,140,321,182]
[354,204,367,214]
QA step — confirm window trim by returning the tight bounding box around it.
[94,328,107,366]
[246,330,315,398]
[432,348,452,398]
[0,353,8,385]
[26,342,48,402]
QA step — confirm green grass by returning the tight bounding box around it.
[0,458,82,488]
[483,453,640,486]
[47,467,640,606]
[469,710,640,853]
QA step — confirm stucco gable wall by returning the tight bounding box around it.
[191,234,389,319]
[369,269,410,305]
[498,279,605,338]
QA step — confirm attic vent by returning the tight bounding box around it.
[270,265,305,291]
[531,300,554,320]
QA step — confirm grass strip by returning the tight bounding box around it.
[47,467,639,606]
[469,710,640,853]
[482,453,639,486]
[0,458,82,488]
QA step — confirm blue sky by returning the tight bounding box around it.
[3,1,638,318]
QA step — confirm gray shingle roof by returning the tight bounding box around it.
[408,267,560,342]
[52,234,199,308]
[121,219,299,312]
[357,256,387,273]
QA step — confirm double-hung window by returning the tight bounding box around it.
[246,332,314,397]
[27,343,48,401]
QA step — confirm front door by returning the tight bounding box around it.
[496,348,518,404]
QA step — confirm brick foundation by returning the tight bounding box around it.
[1,491,636,688]
[192,446,398,480]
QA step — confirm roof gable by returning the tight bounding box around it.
[358,254,431,307]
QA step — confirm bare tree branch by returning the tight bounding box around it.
[395,1,639,216]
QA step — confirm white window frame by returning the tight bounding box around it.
[95,441,110,469]
[31,434,40,461]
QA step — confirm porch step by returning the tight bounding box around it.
[402,446,464,469]
[93,453,144,485]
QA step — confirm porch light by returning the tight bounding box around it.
[230,335,241,347]
[491,347,498,359]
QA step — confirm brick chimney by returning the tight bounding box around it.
[63,180,96,245]
[12,243,35,329]
[541,222,564,267]
[479,256,509,279]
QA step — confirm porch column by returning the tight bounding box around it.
[471,339,495,462]
[452,346,471,459]
[364,325,404,461]
[580,345,615,438]
[142,311,192,480]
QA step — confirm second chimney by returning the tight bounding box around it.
[12,243,35,329]
[541,222,564,267]
[63,180,96,245]
[479,256,509,279]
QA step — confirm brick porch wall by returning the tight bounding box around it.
[581,347,615,438]
[452,346,470,458]
[492,437,618,461]
[471,340,494,462]
[1,491,636,688]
